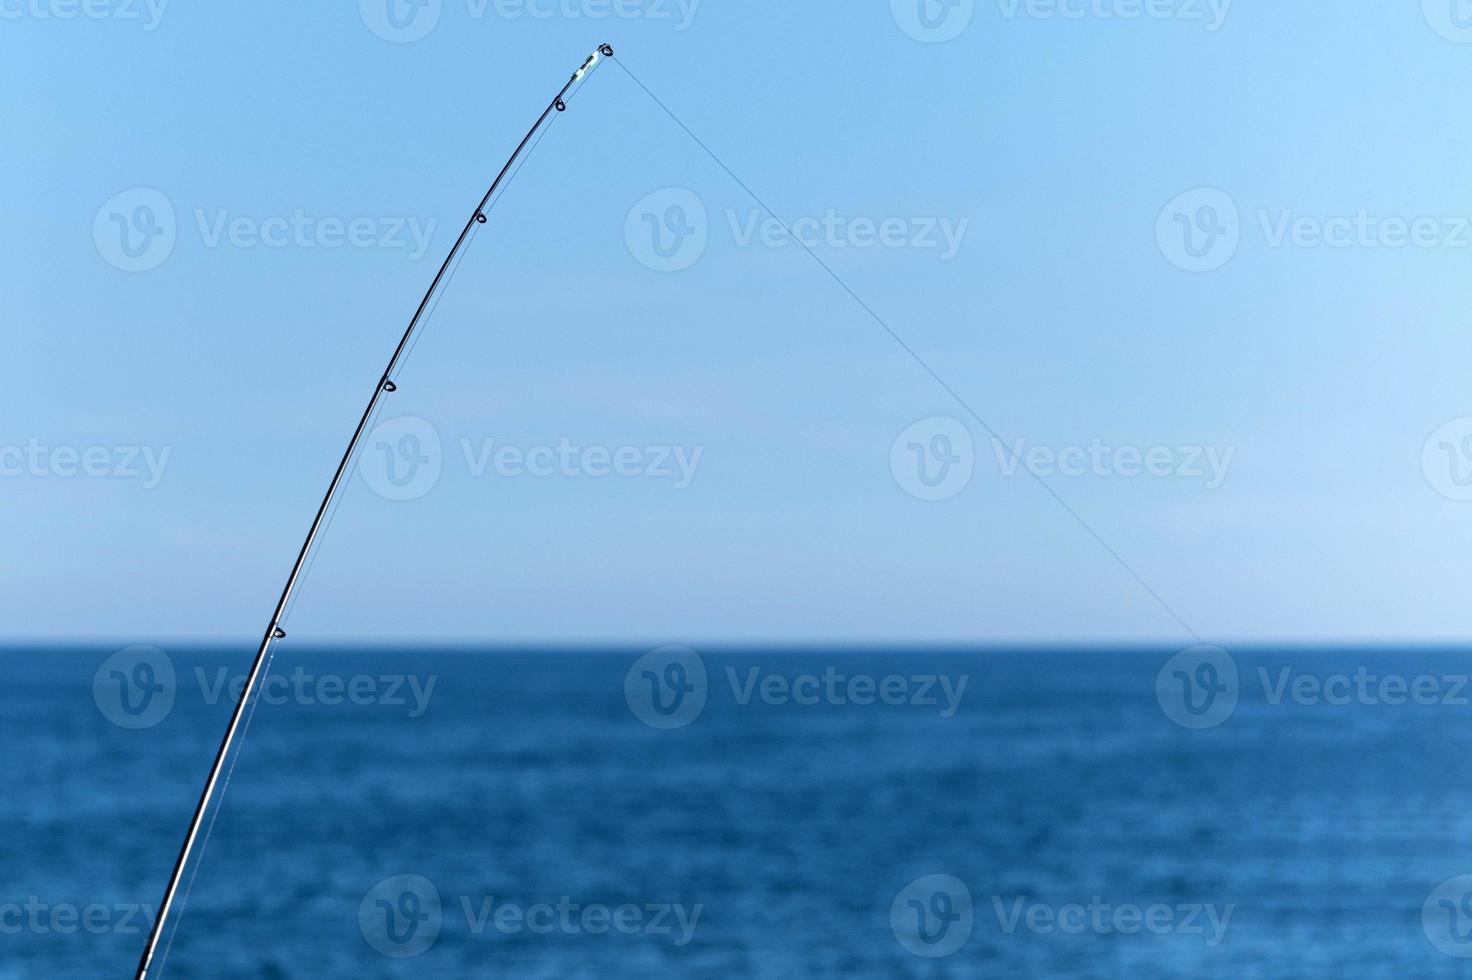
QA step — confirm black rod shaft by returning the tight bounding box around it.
[133,45,610,980]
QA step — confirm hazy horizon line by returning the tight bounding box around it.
[7,637,1472,653]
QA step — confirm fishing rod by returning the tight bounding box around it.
[133,43,615,980]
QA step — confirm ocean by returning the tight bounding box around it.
[5,645,1472,977]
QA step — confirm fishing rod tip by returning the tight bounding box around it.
[575,44,612,81]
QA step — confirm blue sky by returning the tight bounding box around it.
[5,1,1472,644]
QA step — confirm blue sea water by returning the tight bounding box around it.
[5,646,1472,978]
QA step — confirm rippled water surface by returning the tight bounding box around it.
[4,647,1471,977]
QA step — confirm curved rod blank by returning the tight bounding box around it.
[134,44,613,980]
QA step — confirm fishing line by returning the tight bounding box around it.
[151,391,396,972]
[151,640,278,978]
[606,54,1203,644]
[392,223,482,382]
